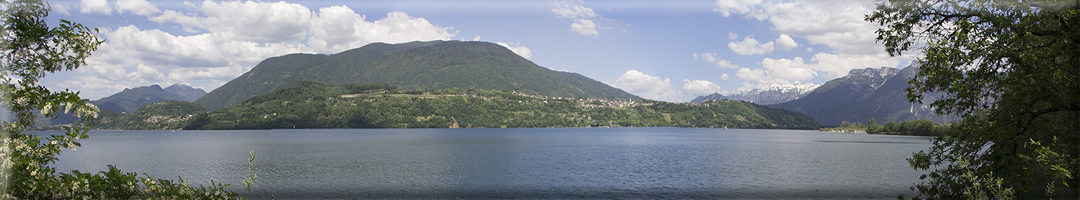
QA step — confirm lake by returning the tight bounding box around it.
[51,127,931,199]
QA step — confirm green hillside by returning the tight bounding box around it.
[195,41,642,110]
[96,82,820,130]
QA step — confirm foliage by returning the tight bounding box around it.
[94,82,821,130]
[0,0,237,198]
[868,0,1080,199]
[195,40,642,110]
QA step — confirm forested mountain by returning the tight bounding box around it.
[92,81,820,130]
[195,40,642,110]
[163,84,207,101]
[770,66,956,126]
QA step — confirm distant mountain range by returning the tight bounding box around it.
[724,83,819,105]
[195,40,642,110]
[92,84,206,114]
[769,66,956,126]
[49,84,205,125]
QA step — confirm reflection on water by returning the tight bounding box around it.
[51,128,931,199]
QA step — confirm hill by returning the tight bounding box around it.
[770,66,956,126]
[195,41,642,110]
[92,81,820,130]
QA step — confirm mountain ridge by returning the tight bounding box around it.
[769,66,955,126]
[724,83,820,105]
[195,40,642,110]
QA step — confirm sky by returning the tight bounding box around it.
[40,0,917,102]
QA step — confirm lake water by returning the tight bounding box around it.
[51,128,931,199]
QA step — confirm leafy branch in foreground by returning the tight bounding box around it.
[868,0,1080,199]
[0,0,238,198]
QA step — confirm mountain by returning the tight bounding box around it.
[724,83,820,105]
[770,66,956,126]
[195,40,642,110]
[91,85,187,114]
[163,84,207,101]
[90,81,820,130]
[690,93,726,103]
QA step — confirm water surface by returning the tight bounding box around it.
[52,128,931,199]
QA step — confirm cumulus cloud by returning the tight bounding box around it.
[681,79,723,96]
[607,70,680,102]
[713,0,763,17]
[552,5,597,19]
[570,19,599,36]
[715,0,912,89]
[693,52,738,69]
[774,34,797,50]
[80,0,111,14]
[496,42,533,59]
[151,1,314,43]
[115,0,160,16]
[551,1,609,36]
[52,1,457,100]
[720,74,730,80]
[53,4,71,15]
[728,36,774,55]
[607,70,728,102]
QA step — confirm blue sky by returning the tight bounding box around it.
[41,0,915,102]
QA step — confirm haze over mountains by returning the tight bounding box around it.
[195,40,642,110]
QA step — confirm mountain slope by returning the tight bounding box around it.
[196,41,642,110]
[770,66,955,126]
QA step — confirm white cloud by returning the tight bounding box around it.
[774,34,797,50]
[306,8,455,53]
[714,59,739,69]
[552,5,597,19]
[681,79,723,96]
[53,4,71,15]
[552,1,610,36]
[693,52,738,69]
[607,70,681,102]
[150,1,314,43]
[728,32,739,40]
[728,36,774,55]
[570,19,599,36]
[607,70,730,102]
[720,74,730,80]
[760,57,815,81]
[713,0,763,17]
[496,42,533,59]
[115,0,160,16]
[53,2,458,100]
[693,52,719,63]
[80,0,111,14]
[716,0,913,89]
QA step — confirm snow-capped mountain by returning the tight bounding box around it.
[724,83,820,105]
